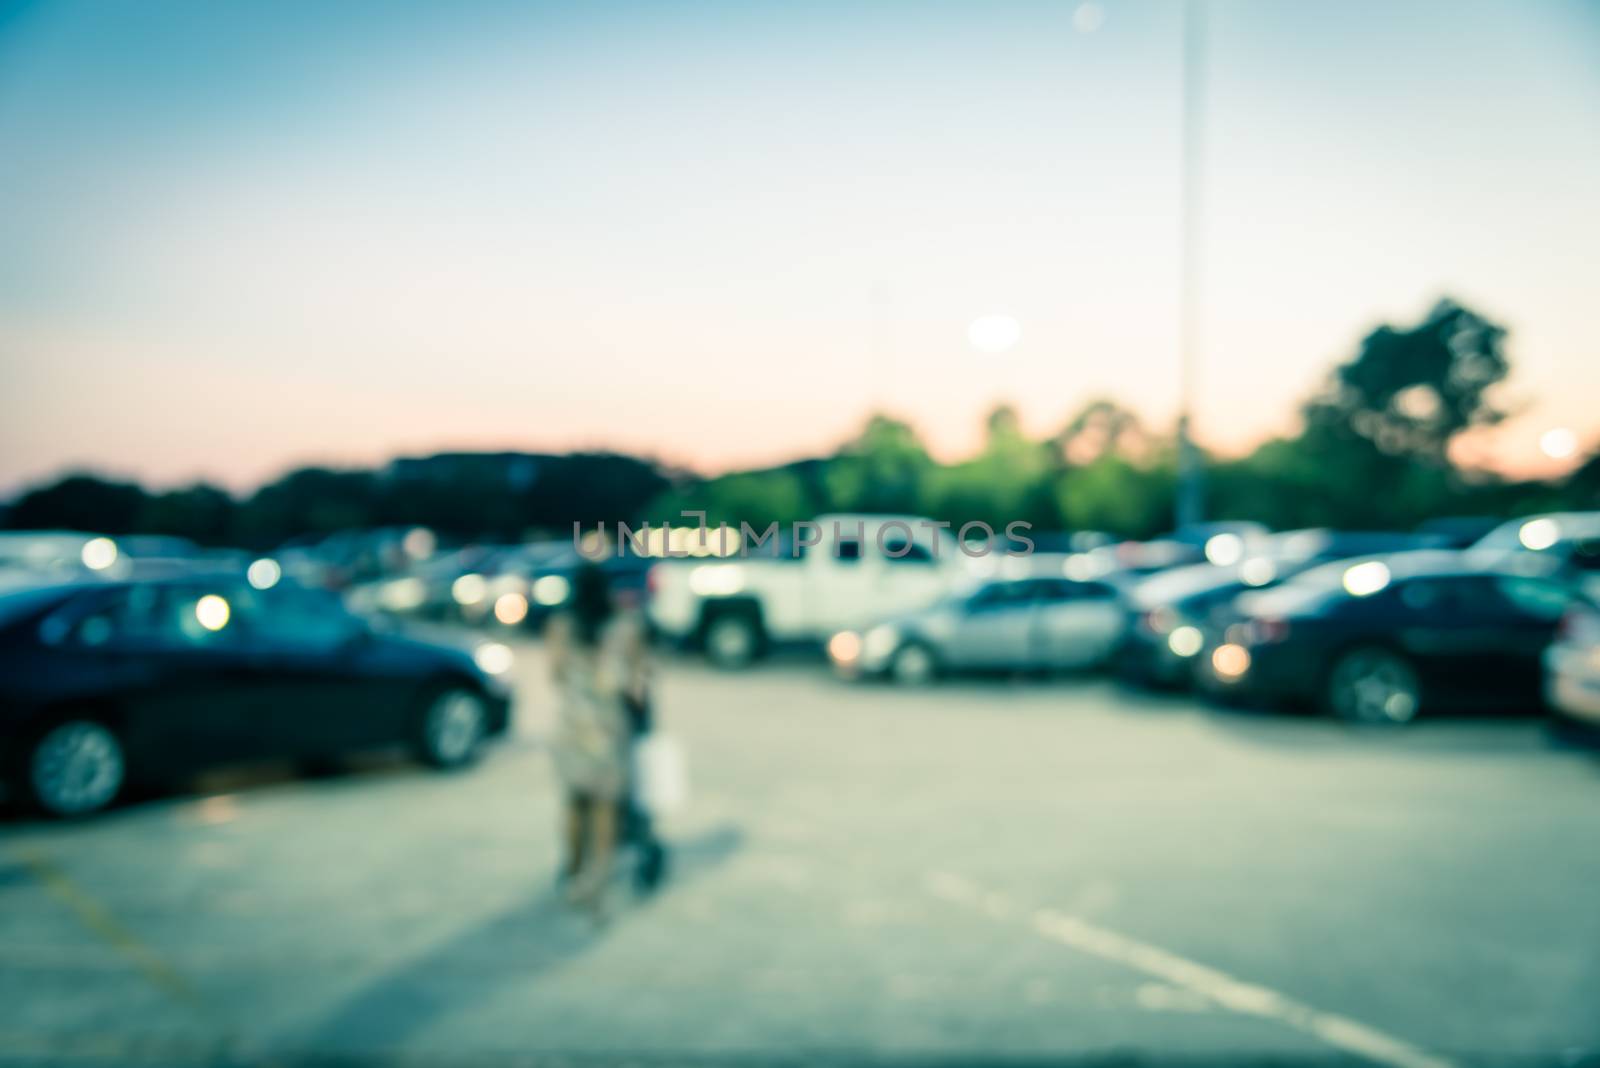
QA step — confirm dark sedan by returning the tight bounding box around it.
[1202,552,1577,723]
[1116,531,1446,689]
[1,579,513,817]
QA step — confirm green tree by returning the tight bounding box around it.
[928,405,1058,529]
[5,474,149,534]
[823,414,935,514]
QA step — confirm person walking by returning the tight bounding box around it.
[544,564,641,915]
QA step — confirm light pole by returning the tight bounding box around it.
[1175,0,1207,530]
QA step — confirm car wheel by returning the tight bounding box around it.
[27,719,126,817]
[704,615,759,669]
[418,688,488,769]
[890,642,938,686]
[1326,647,1421,725]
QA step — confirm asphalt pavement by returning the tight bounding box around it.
[2,639,1598,1068]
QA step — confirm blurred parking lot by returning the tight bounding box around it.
[4,639,1598,1067]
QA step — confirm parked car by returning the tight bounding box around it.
[1415,515,1503,549]
[829,576,1124,684]
[0,578,513,817]
[1116,562,1262,688]
[0,530,125,590]
[1468,512,1600,600]
[1544,598,1600,736]
[347,544,519,620]
[1115,530,1437,688]
[647,515,983,666]
[1202,552,1576,723]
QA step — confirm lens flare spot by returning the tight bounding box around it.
[1212,643,1250,679]
[195,594,231,632]
[247,558,281,590]
[1519,517,1560,551]
[494,591,529,625]
[829,631,861,664]
[81,537,118,572]
[1167,625,1204,658]
[1342,561,1391,597]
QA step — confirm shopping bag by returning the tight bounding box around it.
[632,732,689,815]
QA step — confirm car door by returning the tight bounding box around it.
[805,533,872,632]
[59,583,271,776]
[1484,576,1573,707]
[236,585,404,758]
[945,581,1036,669]
[1033,580,1125,669]
[1393,576,1539,709]
[873,530,951,620]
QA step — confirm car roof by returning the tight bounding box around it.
[1291,548,1546,589]
[1475,512,1600,549]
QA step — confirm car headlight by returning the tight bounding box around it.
[828,631,861,664]
[689,563,745,596]
[473,641,514,676]
[1167,625,1204,658]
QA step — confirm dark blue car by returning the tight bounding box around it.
[1,579,512,817]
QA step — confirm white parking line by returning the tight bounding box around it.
[926,871,1456,1068]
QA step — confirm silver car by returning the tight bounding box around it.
[1545,597,1600,732]
[829,577,1125,684]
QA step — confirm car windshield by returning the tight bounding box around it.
[1130,564,1241,608]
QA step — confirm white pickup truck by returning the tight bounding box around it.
[646,514,986,666]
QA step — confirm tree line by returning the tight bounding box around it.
[6,299,1597,550]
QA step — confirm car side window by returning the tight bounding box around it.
[1568,538,1600,573]
[64,586,245,650]
[1397,578,1461,616]
[1037,580,1117,601]
[967,582,1027,611]
[246,586,365,651]
[60,587,162,648]
[1401,576,1528,620]
[881,538,933,565]
[1493,577,1571,622]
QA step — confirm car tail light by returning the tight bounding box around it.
[647,564,661,596]
[1556,608,1575,641]
[1558,605,1600,643]
[1250,617,1291,644]
[1141,607,1177,635]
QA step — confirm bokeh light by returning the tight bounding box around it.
[966,314,1021,354]
[1539,427,1578,461]
[80,536,118,571]
[493,591,529,625]
[246,558,281,590]
[195,594,231,631]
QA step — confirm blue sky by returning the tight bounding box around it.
[1,0,1597,489]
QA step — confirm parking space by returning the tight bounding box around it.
[3,640,1597,1066]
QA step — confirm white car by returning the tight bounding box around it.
[647,514,987,666]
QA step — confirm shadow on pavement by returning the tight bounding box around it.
[1194,697,1575,756]
[297,824,744,1054]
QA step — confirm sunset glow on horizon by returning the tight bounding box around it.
[2,0,1597,493]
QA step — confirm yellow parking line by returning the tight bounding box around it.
[9,845,206,1012]
[8,844,288,1068]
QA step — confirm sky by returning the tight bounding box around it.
[1,0,1597,492]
